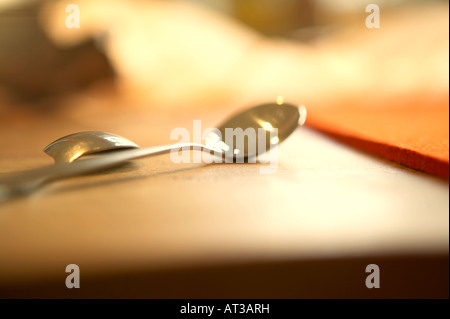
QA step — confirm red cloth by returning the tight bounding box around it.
[306,94,449,179]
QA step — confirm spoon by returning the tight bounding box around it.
[0,101,306,201]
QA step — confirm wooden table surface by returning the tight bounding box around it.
[0,102,448,298]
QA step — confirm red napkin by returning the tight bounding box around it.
[306,94,449,179]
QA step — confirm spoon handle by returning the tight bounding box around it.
[0,143,216,202]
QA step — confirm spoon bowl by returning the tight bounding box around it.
[215,102,305,160]
[44,131,140,163]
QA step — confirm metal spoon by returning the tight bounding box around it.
[45,102,307,163]
[0,101,306,201]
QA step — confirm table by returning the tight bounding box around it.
[0,102,447,298]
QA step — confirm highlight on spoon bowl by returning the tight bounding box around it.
[44,131,140,163]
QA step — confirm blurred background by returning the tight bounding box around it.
[0,0,448,113]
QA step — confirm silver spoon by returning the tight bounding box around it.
[0,101,306,201]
